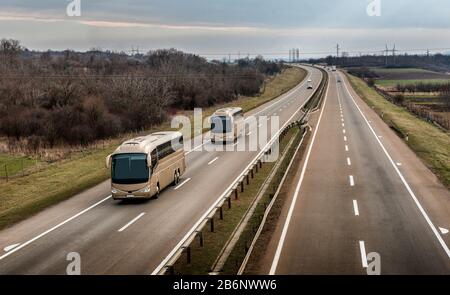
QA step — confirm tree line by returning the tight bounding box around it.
[0,40,284,151]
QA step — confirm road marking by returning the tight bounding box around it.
[378,135,383,138]
[396,162,402,166]
[118,213,145,232]
[353,200,360,216]
[345,145,349,152]
[269,72,330,275]
[208,156,219,165]
[174,178,191,190]
[359,241,368,268]
[342,77,450,259]
[3,243,20,252]
[349,175,355,186]
[344,136,347,141]
[258,124,262,128]
[342,123,345,127]
[439,227,449,235]
[343,129,346,134]
[341,118,344,122]
[247,132,252,136]
[0,195,112,260]
[347,157,352,166]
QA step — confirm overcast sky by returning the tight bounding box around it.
[1,0,450,58]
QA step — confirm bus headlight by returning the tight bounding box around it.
[138,185,151,193]
[111,188,118,194]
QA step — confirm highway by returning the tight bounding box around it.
[260,70,450,274]
[0,66,322,274]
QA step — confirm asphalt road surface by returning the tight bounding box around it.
[0,65,322,274]
[263,70,450,275]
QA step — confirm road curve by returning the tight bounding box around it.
[0,65,322,274]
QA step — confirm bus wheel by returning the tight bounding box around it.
[173,171,179,186]
[154,185,160,199]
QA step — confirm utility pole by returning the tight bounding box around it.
[392,44,397,65]
[385,44,389,66]
[296,48,300,62]
[336,44,340,65]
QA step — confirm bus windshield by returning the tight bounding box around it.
[211,116,232,133]
[112,153,149,184]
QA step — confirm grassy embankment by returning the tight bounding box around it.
[347,74,450,189]
[0,67,306,230]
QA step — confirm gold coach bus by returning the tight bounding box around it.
[106,131,186,200]
[210,107,244,143]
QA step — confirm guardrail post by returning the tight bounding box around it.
[219,206,223,220]
[167,265,175,275]
[240,181,244,193]
[234,189,238,200]
[246,174,249,185]
[227,196,232,208]
[250,168,254,179]
[197,231,204,247]
[259,160,262,169]
[185,246,191,264]
[209,217,215,232]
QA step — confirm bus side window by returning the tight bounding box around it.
[151,149,158,168]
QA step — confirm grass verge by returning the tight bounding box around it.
[0,67,306,230]
[347,74,450,189]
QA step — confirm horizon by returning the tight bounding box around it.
[1,1,450,59]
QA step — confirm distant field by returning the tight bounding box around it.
[370,67,450,81]
[376,79,450,87]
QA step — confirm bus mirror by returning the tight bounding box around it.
[106,154,112,169]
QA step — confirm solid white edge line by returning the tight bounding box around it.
[353,200,360,216]
[0,195,112,260]
[118,213,146,232]
[174,178,191,190]
[208,157,219,165]
[341,73,450,259]
[153,66,323,275]
[359,241,368,268]
[268,71,330,275]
